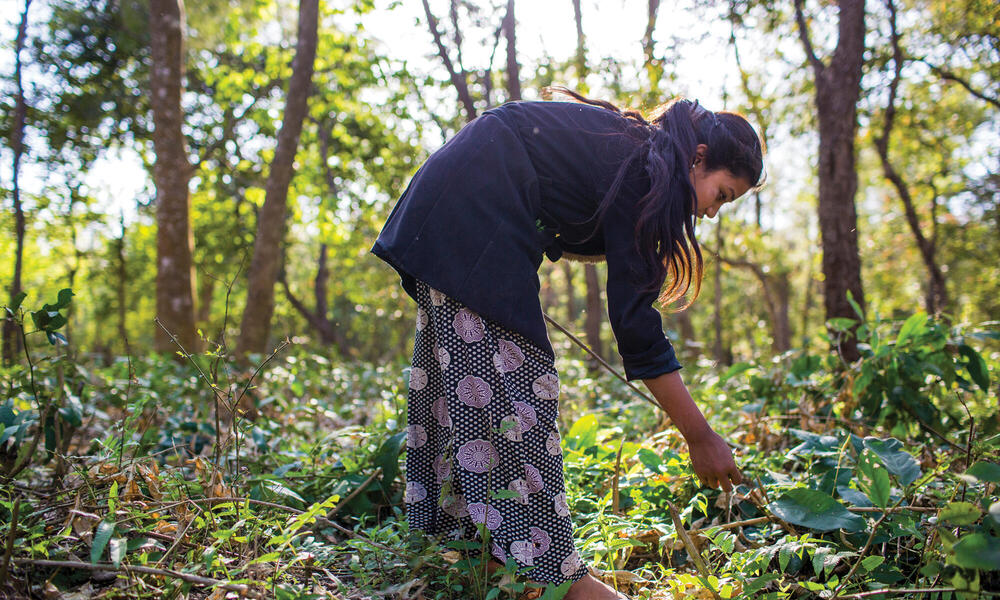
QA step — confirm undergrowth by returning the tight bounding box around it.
[0,289,998,599]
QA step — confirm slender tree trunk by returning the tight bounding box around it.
[3,0,31,366]
[642,0,661,93]
[561,262,576,320]
[236,0,319,357]
[583,264,604,366]
[150,0,198,355]
[794,0,866,361]
[875,0,948,315]
[712,220,727,364]
[196,273,213,325]
[571,0,586,86]
[502,0,521,101]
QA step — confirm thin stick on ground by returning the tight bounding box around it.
[12,559,253,595]
[667,501,723,600]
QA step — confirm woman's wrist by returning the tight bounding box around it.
[642,370,714,441]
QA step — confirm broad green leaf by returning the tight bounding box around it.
[958,345,990,392]
[863,437,921,486]
[861,556,885,572]
[9,291,27,312]
[374,431,407,490]
[91,520,115,564]
[827,317,857,333]
[896,312,928,346]
[55,288,74,309]
[567,414,599,450]
[940,502,983,526]
[768,489,866,532]
[951,533,1000,571]
[865,464,891,508]
[719,362,753,384]
[966,462,1000,483]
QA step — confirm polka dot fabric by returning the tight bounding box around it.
[404,281,588,585]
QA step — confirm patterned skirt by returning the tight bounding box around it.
[403,281,588,584]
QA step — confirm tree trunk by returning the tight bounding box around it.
[3,0,31,366]
[674,309,697,359]
[571,0,586,85]
[794,0,866,361]
[875,0,948,315]
[561,261,576,320]
[150,0,198,355]
[583,264,604,367]
[502,0,521,101]
[236,0,319,357]
[642,0,661,93]
[712,220,728,365]
[196,271,214,325]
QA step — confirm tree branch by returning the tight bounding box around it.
[793,0,825,75]
[914,58,1000,110]
[421,0,477,121]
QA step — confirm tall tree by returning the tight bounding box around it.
[502,0,521,101]
[149,0,198,354]
[794,0,866,361]
[874,0,948,315]
[2,0,32,366]
[236,0,319,357]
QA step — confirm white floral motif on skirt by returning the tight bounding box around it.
[403,281,588,585]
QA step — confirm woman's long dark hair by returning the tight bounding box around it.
[545,86,765,310]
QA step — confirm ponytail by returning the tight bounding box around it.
[545,86,765,310]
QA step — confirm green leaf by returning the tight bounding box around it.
[10,292,27,312]
[966,462,1000,483]
[951,533,1000,571]
[374,431,407,490]
[768,489,867,532]
[827,317,857,333]
[109,537,126,568]
[55,288,74,309]
[940,502,983,526]
[865,464,891,508]
[896,312,928,346]
[863,437,921,486]
[91,520,115,564]
[566,414,599,450]
[861,555,885,572]
[490,489,521,500]
[719,362,753,384]
[958,345,990,392]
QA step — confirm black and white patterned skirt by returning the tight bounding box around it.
[403,280,588,584]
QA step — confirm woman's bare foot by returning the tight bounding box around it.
[485,560,625,600]
[564,573,626,600]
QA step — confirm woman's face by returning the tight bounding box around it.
[689,145,753,220]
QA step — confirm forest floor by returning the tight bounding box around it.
[0,314,998,599]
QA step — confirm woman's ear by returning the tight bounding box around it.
[693,143,708,165]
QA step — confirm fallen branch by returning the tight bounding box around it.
[12,559,253,595]
[667,501,723,600]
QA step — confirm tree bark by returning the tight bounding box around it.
[150,0,198,355]
[236,0,319,357]
[794,0,866,361]
[502,0,521,101]
[874,0,948,315]
[3,0,31,366]
[642,0,661,92]
[571,0,586,85]
[583,264,604,366]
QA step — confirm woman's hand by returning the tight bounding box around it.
[686,428,743,492]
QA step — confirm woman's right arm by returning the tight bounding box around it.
[643,370,743,492]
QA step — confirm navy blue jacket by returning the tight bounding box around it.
[372,100,682,380]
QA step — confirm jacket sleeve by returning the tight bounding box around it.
[603,199,683,381]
